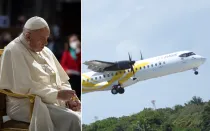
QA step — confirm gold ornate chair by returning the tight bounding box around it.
[0,49,35,131]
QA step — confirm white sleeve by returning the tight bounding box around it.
[60,81,72,90]
[47,47,72,91]
[29,82,58,104]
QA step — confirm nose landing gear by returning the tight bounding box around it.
[111,84,125,95]
[194,71,198,75]
[193,68,199,75]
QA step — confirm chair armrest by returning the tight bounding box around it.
[0,89,35,103]
[0,49,3,56]
[0,89,35,120]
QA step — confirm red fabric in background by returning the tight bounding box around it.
[60,51,81,72]
[76,52,81,72]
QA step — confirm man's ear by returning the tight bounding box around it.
[25,32,31,41]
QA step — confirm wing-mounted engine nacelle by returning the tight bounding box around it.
[104,60,135,71]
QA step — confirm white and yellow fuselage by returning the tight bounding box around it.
[82,51,206,94]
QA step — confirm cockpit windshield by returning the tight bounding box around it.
[179,52,196,57]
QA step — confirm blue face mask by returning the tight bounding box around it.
[69,48,77,60]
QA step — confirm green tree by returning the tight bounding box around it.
[173,105,183,112]
[162,123,173,131]
[201,101,210,131]
[83,97,206,131]
[188,96,203,105]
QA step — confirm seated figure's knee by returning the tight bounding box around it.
[69,111,81,123]
[47,105,81,130]
[67,110,81,131]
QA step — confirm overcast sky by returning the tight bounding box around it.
[82,0,210,124]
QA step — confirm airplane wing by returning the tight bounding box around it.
[83,60,115,72]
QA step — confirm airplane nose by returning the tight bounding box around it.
[201,57,206,62]
[193,55,206,64]
[198,56,206,63]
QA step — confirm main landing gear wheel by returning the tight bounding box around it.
[118,87,125,94]
[194,71,198,75]
[111,85,125,95]
[111,87,118,95]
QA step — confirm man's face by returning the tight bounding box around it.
[27,27,50,52]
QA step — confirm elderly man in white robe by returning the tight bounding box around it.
[0,16,81,131]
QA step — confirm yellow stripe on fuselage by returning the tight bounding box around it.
[118,61,149,84]
[82,70,125,92]
[82,61,150,93]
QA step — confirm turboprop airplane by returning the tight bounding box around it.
[82,50,206,95]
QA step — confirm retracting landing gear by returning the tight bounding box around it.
[111,86,118,94]
[131,77,137,80]
[111,84,125,95]
[193,68,199,75]
[118,87,125,94]
[194,71,198,75]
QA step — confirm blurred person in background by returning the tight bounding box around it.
[0,32,12,48]
[61,34,81,99]
[51,24,60,39]
[16,15,26,28]
[47,34,56,52]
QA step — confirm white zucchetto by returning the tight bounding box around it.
[24,16,49,30]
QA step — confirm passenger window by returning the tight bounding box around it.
[155,63,157,66]
[151,64,153,67]
[107,74,110,77]
[140,67,141,70]
[163,61,165,64]
[159,62,161,65]
[116,73,118,75]
[147,65,149,68]
[95,77,97,80]
[99,76,101,79]
[144,66,146,69]
[111,73,114,76]
[103,75,106,78]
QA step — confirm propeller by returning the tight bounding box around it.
[128,52,135,74]
[140,50,143,60]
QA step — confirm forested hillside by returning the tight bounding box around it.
[83,96,210,131]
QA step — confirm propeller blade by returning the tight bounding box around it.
[131,66,135,74]
[140,50,143,60]
[129,64,135,74]
[128,52,135,75]
[128,52,132,61]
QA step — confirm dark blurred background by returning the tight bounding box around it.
[0,0,81,99]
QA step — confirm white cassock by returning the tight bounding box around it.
[0,33,81,131]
